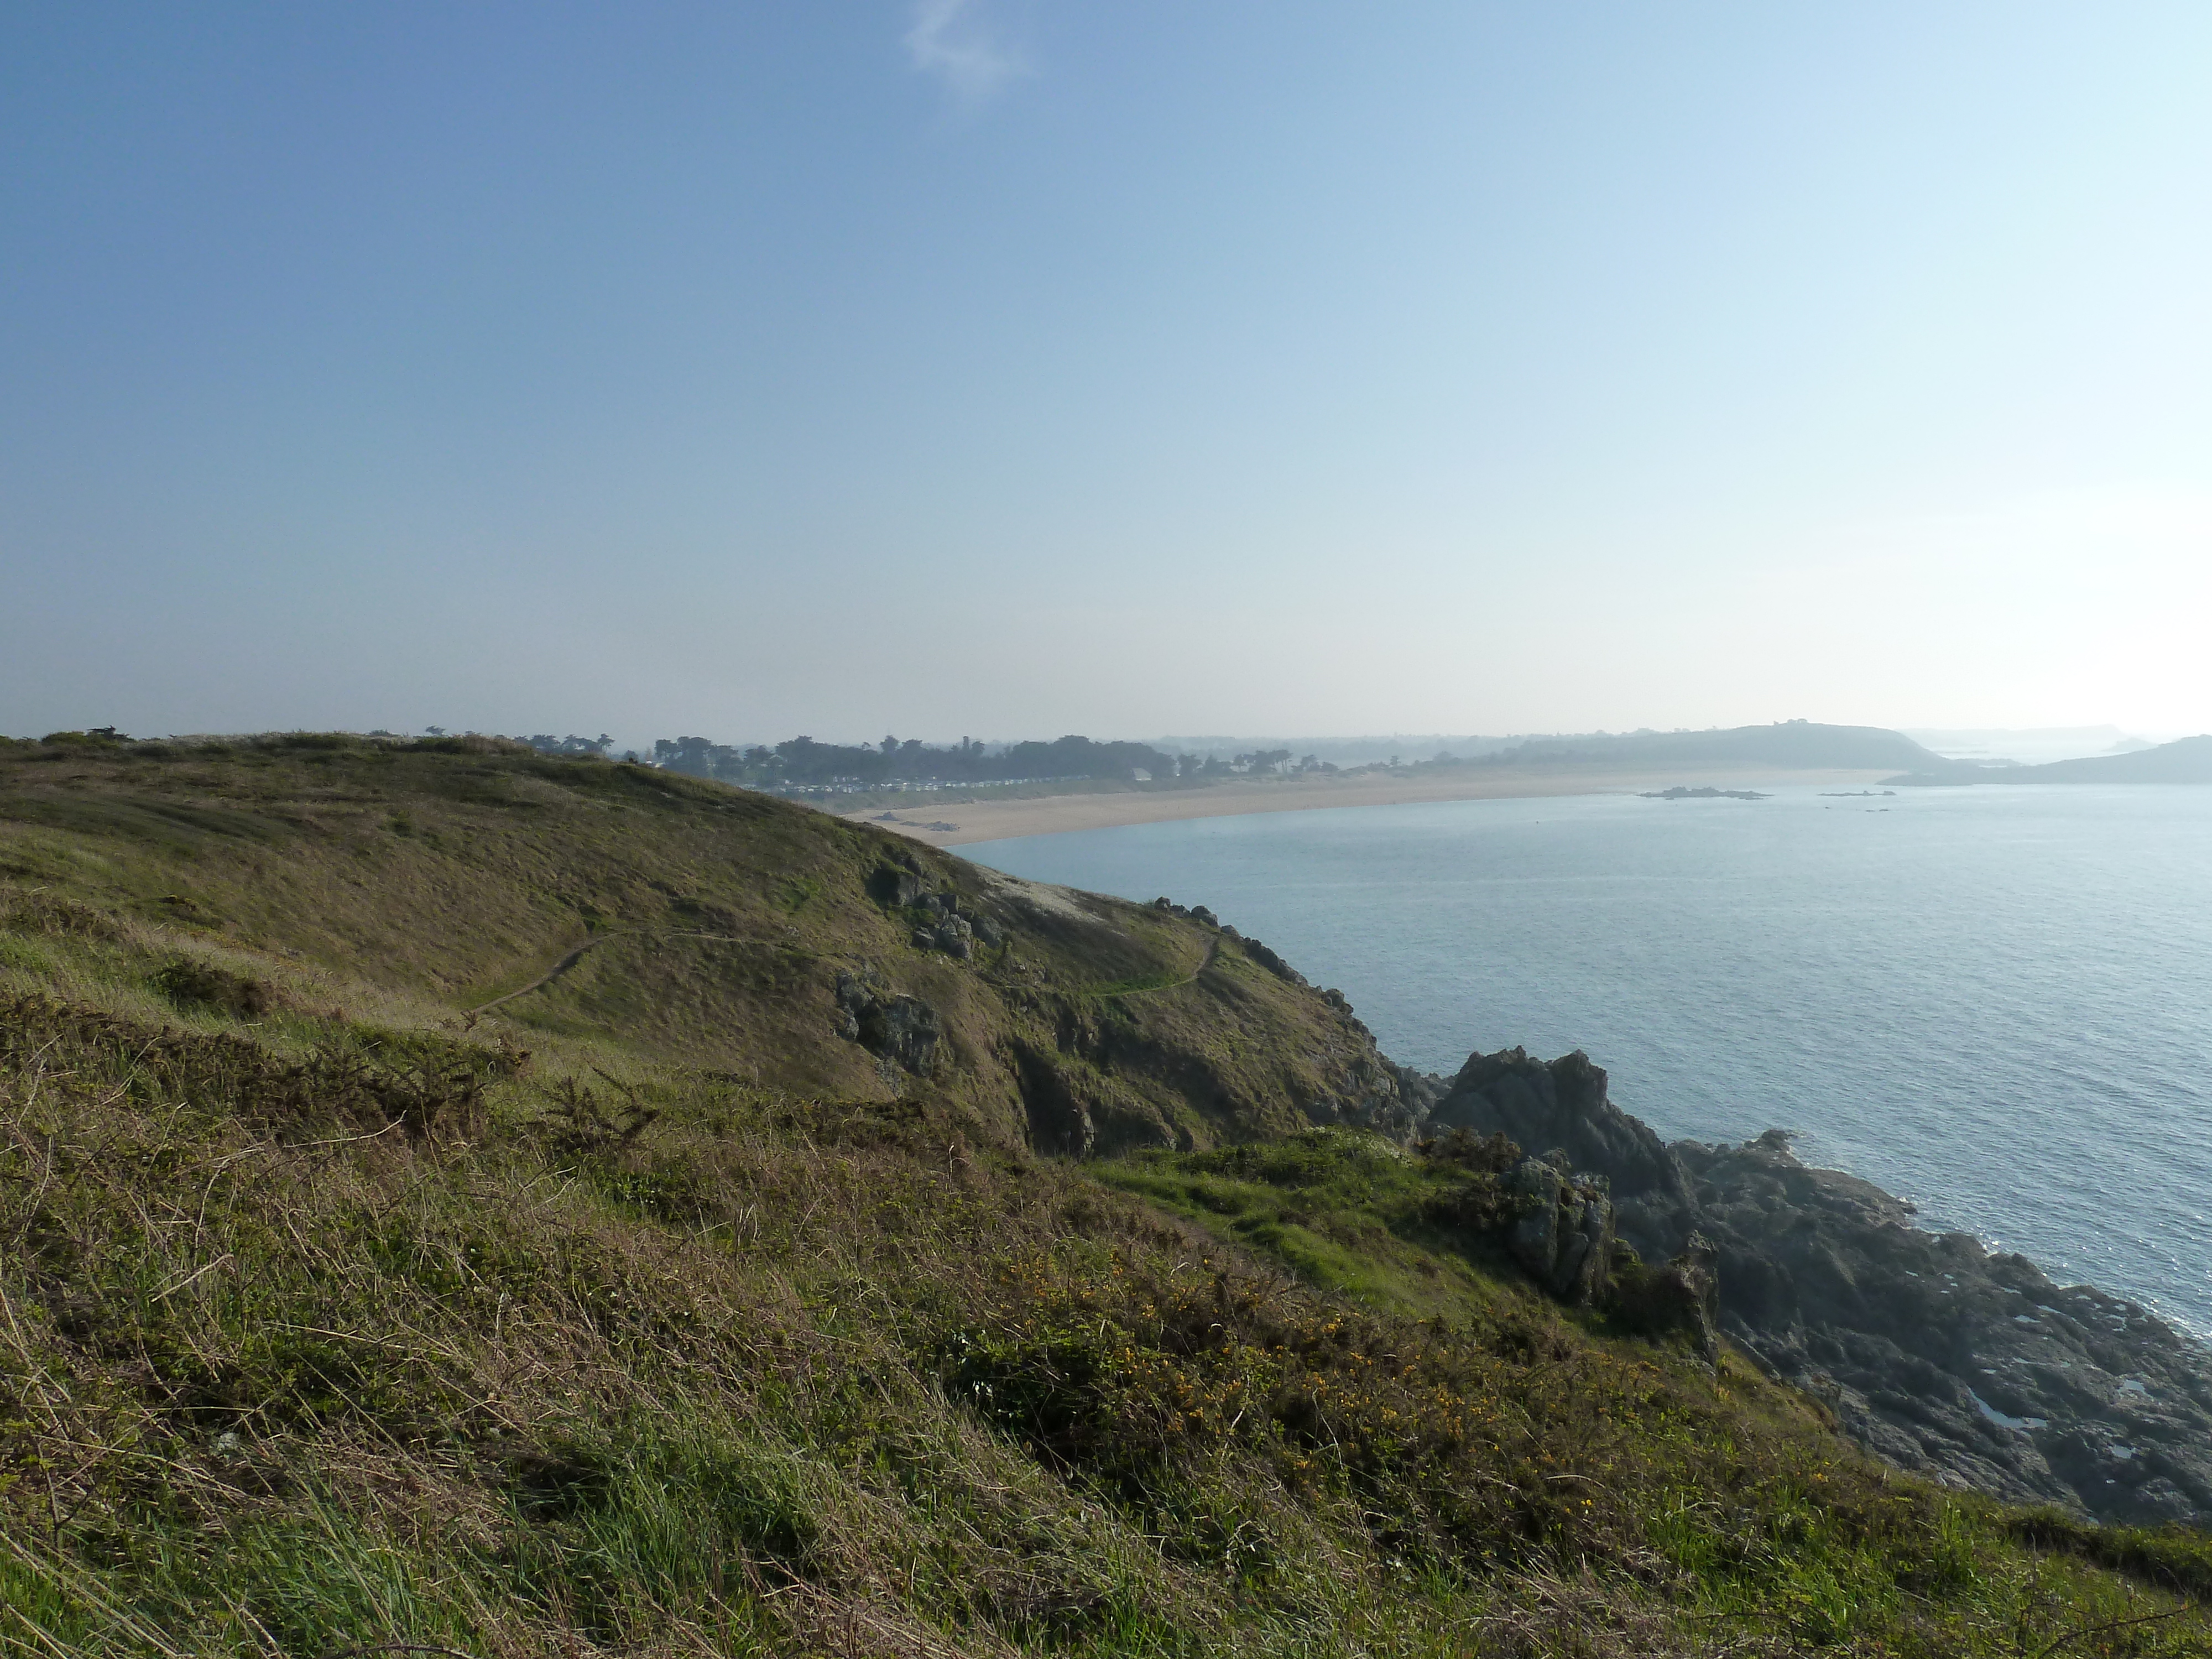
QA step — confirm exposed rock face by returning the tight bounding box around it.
[1389,1062,1448,1122]
[1430,1048,1695,1219]
[1235,935,1308,987]
[1011,1040,1098,1158]
[867,862,925,909]
[1431,1046,2212,1529]
[1502,1155,1618,1303]
[1679,1135,2212,1530]
[833,972,942,1076]
[1417,1133,1620,1310]
[871,862,1004,959]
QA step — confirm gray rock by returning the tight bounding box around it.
[1552,1197,1614,1302]
[867,864,924,908]
[1423,1045,2212,1527]
[1429,1048,1695,1229]
[833,972,942,1076]
[1506,1157,1563,1279]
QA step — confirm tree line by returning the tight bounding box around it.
[642,734,1334,790]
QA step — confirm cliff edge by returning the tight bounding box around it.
[1432,1046,2212,1529]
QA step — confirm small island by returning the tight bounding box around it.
[1640,785,1771,800]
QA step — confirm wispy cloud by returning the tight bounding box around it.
[905,0,1029,102]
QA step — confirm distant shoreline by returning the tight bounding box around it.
[841,766,1896,847]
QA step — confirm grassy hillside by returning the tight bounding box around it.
[0,733,1410,1151]
[2,733,2208,1656]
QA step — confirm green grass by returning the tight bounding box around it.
[1094,1130,1535,1323]
[0,733,1396,1151]
[1,737,2209,1655]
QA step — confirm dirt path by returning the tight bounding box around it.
[1098,936,1219,999]
[461,928,781,1018]
[465,923,1216,1018]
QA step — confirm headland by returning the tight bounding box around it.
[4,731,2208,1652]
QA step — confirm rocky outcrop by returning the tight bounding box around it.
[1428,1046,2212,1529]
[1429,1048,1695,1224]
[872,860,1006,959]
[1502,1155,1618,1303]
[833,972,942,1076]
[1010,1040,1099,1159]
[1417,1132,1620,1309]
[1678,1134,2212,1529]
[1607,1233,1721,1362]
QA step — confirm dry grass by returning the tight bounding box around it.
[0,738,2208,1655]
[3,986,2208,1656]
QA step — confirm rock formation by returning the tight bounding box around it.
[1433,1047,2212,1530]
[833,971,942,1076]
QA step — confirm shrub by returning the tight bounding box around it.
[151,957,280,1019]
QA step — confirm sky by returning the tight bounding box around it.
[4,2,2209,745]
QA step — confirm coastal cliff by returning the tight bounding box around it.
[1430,1046,2212,1530]
[6,732,2211,1655]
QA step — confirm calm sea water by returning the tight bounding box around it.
[967,786,2212,1337]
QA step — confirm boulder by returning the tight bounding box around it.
[833,972,942,1076]
[1506,1157,1563,1280]
[1428,1048,1696,1232]
[1496,1156,1618,1306]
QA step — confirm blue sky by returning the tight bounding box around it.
[4,3,2208,743]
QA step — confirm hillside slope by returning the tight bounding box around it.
[2,733,2209,1657]
[1885,734,2212,787]
[0,733,1421,1155]
[1990,735,2212,785]
[1460,723,1947,774]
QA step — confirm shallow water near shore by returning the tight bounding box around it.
[967,784,2212,1338]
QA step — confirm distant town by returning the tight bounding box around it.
[492,732,1344,798]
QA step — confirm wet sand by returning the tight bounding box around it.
[842,766,1896,847]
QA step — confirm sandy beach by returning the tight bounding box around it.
[842,766,1898,847]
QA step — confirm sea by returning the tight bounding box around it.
[965,784,2212,1339]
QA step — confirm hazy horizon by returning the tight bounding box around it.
[6,5,2208,740]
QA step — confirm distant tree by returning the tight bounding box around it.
[518,733,613,758]
[655,736,718,778]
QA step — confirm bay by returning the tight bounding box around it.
[966,784,2212,1336]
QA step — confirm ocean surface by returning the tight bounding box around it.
[965,785,2212,1338]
